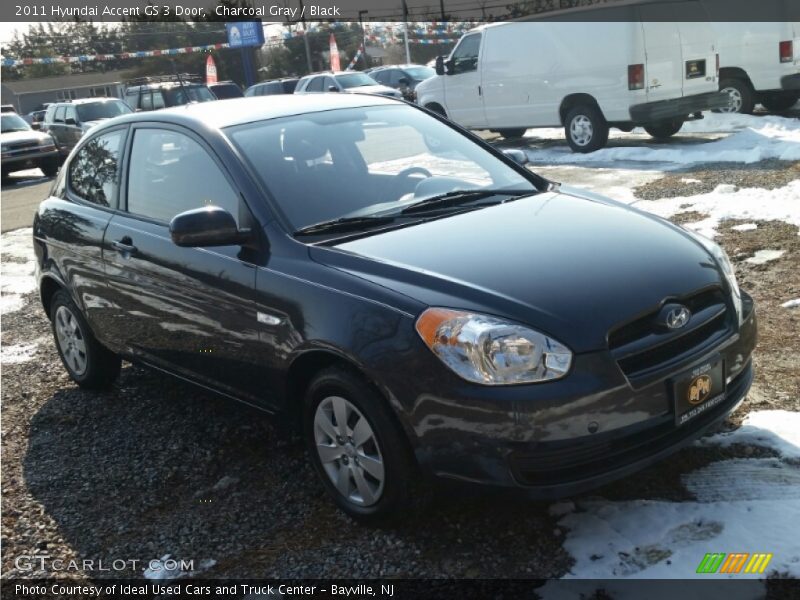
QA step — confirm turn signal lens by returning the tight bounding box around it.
[416,308,572,385]
[780,40,793,63]
[628,63,645,90]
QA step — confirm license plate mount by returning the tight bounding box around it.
[673,358,725,426]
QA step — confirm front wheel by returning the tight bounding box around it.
[50,290,121,389]
[39,157,59,178]
[643,118,684,139]
[495,128,527,140]
[564,105,609,153]
[717,78,755,114]
[304,367,414,523]
[760,92,800,113]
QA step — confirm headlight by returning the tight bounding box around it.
[684,228,742,323]
[415,308,572,385]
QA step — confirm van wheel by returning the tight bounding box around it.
[760,92,799,113]
[496,128,527,140]
[718,79,754,114]
[565,105,609,153]
[304,367,414,523]
[50,290,121,389]
[643,118,684,139]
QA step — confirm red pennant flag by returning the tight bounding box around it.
[329,34,341,72]
[206,54,218,84]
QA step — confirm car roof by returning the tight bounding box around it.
[102,93,400,130]
[54,97,123,105]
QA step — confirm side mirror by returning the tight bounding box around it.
[445,59,456,76]
[169,206,250,247]
[65,117,77,126]
[328,85,340,92]
[435,55,445,76]
[502,149,529,167]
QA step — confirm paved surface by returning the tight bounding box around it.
[1,169,52,232]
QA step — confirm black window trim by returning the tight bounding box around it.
[65,124,130,212]
[120,122,253,229]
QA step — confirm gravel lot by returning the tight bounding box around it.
[2,131,798,587]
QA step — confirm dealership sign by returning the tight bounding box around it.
[225,21,265,49]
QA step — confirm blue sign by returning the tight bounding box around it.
[226,21,265,48]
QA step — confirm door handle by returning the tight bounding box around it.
[111,238,137,254]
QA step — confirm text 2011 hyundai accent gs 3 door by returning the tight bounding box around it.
[33,94,756,521]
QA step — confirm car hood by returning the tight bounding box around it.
[310,187,722,353]
[1,130,51,144]
[344,84,400,97]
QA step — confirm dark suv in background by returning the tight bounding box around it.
[244,78,299,96]
[43,98,131,157]
[123,74,216,112]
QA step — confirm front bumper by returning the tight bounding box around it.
[629,91,729,123]
[781,73,800,91]
[1,148,58,172]
[404,291,756,496]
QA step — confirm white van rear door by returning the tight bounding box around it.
[639,22,684,102]
[677,22,719,97]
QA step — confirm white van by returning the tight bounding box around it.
[415,0,727,152]
[706,21,799,113]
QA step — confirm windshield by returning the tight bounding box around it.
[211,84,243,99]
[227,104,536,230]
[1,114,31,133]
[404,66,435,80]
[163,85,216,106]
[335,73,379,89]
[76,100,132,122]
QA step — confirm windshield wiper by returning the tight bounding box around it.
[400,189,535,215]
[294,215,396,236]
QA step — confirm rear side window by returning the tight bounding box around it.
[306,77,324,92]
[452,33,481,73]
[372,70,389,84]
[54,106,66,123]
[68,129,124,207]
[126,128,240,224]
[65,105,76,123]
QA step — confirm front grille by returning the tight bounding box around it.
[608,287,732,383]
[5,140,40,151]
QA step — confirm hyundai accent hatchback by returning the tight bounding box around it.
[34,94,756,521]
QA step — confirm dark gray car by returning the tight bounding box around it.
[44,99,131,157]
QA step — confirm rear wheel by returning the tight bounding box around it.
[718,78,755,114]
[760,92,800,113]
[495,128,527,140]
[304,367,414,523]
[643,118,684,139]
[564,105,609,153]
[50,290,121,389]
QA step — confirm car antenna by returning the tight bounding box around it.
[170,59,192,104]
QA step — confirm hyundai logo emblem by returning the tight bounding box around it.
[659,303,692,330]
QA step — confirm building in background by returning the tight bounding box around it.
[1,69,133,114]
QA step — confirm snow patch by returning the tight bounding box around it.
[0,341,38,364]
[1,228,36,314]
[680,178,702,184]
[781,298,800,309]
[548,411,800,585]
[634,181,800,237]
[745,249,785,265]
[731,223,758,232]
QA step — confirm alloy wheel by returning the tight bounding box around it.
[54,305,88,376]
[569,115,594,147]
[313,395,385,506]
[720,86,743,113]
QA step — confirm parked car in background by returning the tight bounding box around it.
[1,112,59,180]
[1,105,16,113]
[43,98,132,157]
[705,21,800,113]
[415,0,727,151]
[295,71,402,98]
[209,81,244,99]
[245,78,300,96]
[123,74,216,112]
[24,109,47,130]
[34,94,755,521]
[369,64,436,101]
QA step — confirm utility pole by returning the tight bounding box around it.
[358,10,369,69]
[298,0,312,73]
[439,0,446,21]
[402,0,411,64]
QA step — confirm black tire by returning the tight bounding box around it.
[564,104,609,153]
[304,366,414,523]
[643,118,684,139]
[425,103,447,118]
[718,78,755,114]
[49,289,121,389]
[39,157,59,178]
[496,128,527,140]
[760,92,800,113]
